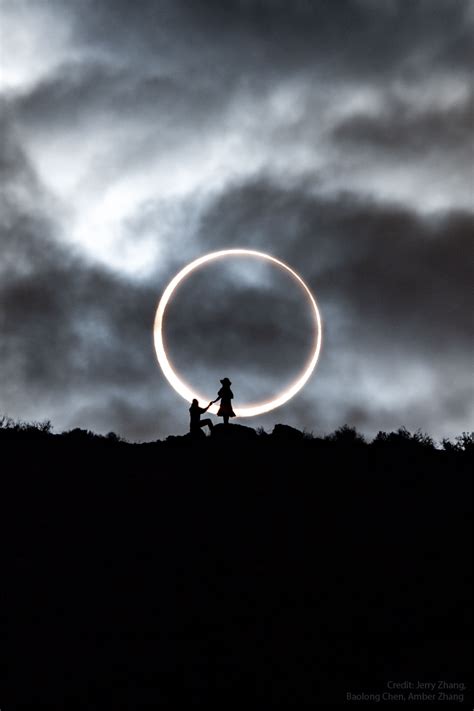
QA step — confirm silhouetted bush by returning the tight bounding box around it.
[0,415,52,440]
[325,424,366,446]
[442,431,474,453]
[63,427,101,441]
[373,426,434,451]
[106,431,125,443]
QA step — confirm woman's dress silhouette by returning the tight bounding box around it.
[215,377,236,425]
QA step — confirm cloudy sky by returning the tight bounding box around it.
[1,0,473,441]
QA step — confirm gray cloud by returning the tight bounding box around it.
[197,178,473,349]
[193,177,473,431]
[333,91,474,156]
[69,0,474,80]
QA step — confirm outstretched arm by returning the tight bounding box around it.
[201,400,217,414]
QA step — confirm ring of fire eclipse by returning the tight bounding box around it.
[153,249,322,417]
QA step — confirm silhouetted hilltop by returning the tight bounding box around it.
[2,415,472,705]
[1,414,472,456]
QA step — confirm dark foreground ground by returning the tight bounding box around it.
[2,422,472,706]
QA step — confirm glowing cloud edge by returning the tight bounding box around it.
[153,248,322,417]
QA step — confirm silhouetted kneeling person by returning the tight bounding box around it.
[189,399,214,436]
[213,377,236,426]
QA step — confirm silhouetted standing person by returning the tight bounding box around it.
[189,399,214,435]
[213,377,235,425]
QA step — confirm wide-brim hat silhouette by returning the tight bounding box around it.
[220,377,232,385]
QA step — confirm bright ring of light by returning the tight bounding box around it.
[153,249,322,417]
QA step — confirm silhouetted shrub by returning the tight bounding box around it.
[373,426,434,451]
[0,416,52,439]
[106,431,124,443]
[0,415,15,429]
[63,427,100,442]
[325,424,366,446]
[442,431,474,453]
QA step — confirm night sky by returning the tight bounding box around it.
[1,0,473,441]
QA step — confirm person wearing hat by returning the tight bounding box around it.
[212,377,236,425]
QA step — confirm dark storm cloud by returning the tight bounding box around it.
[333,91,474,156]
[0,126,164,438]
[8,0,473,139]
[70,0,474,79]
[193,177,474,432]
[1,0,473,439]
[197,177,473,351]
